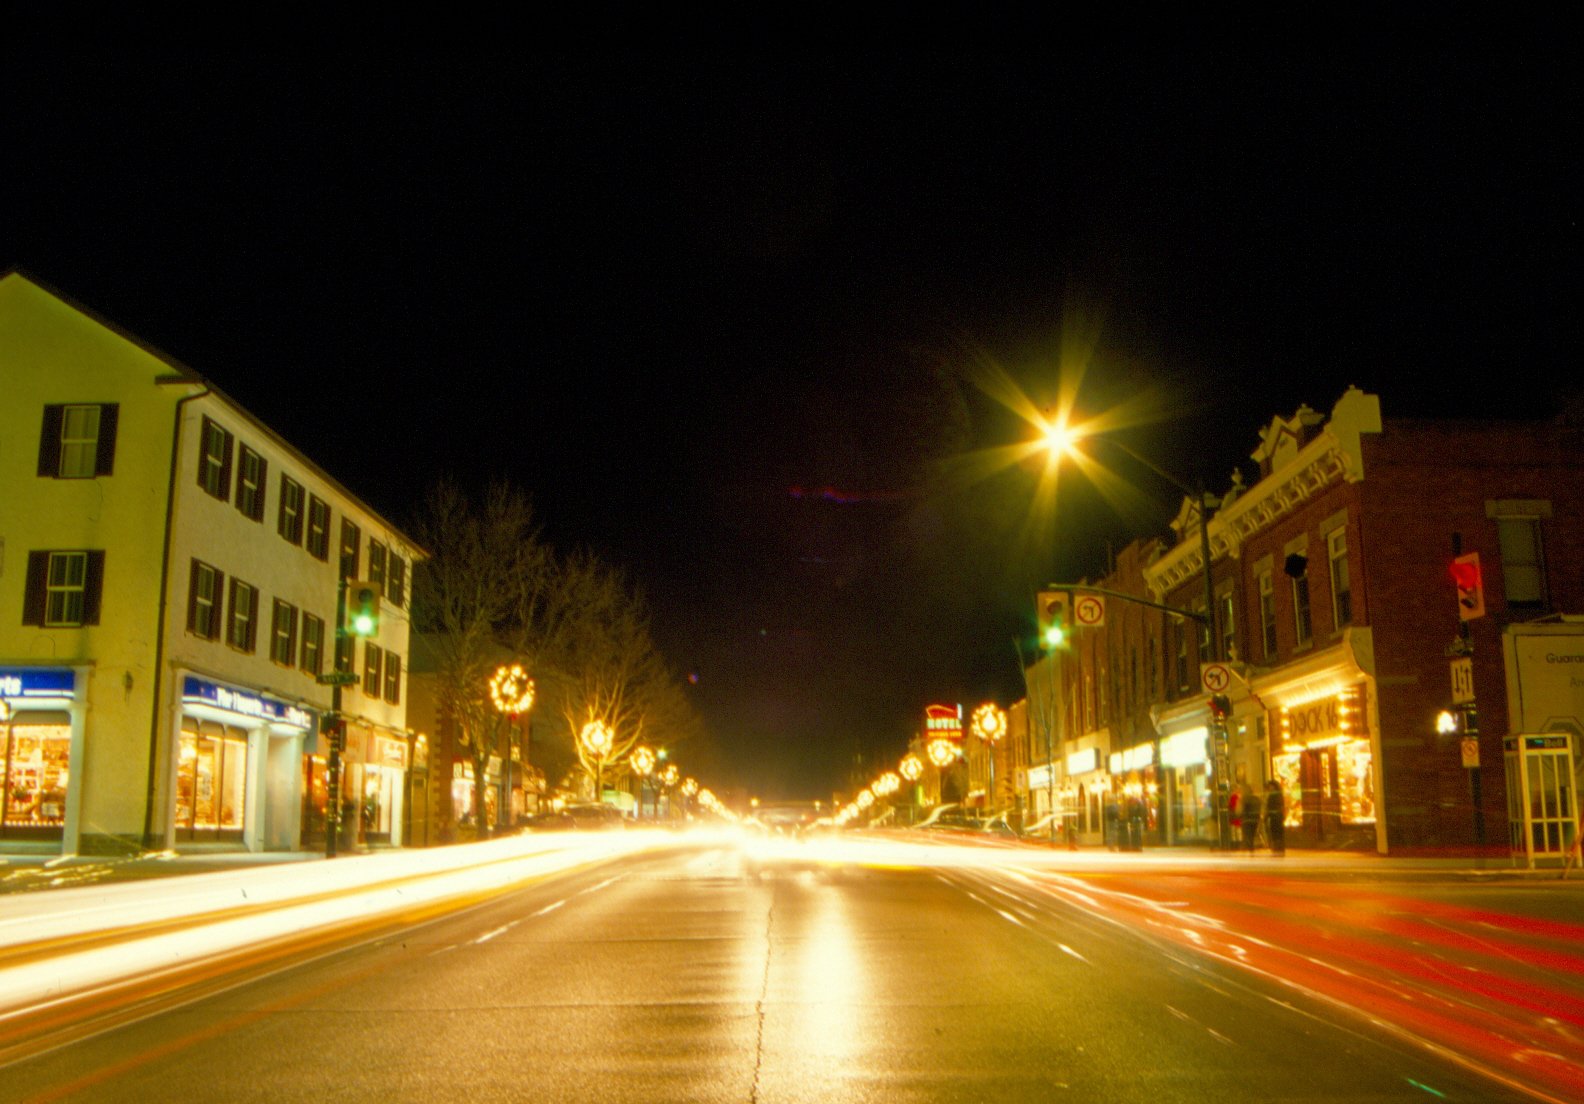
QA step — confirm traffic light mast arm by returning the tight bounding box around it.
[1045,583,1211,627]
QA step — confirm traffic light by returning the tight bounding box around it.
[1037,590,1069,648]
[1451,552,1484,621]
[1209,694,1232,723]
[345,580,381,637]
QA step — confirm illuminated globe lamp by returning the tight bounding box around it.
[631,745,656,776]
[971,703,1006,745]
[489,664,535,715]
[900,755,923,782]
[682,777,699,797]
[927,738,958,768]
[660,763,680,788]
[580,719,615,803]
[856,788,875,810]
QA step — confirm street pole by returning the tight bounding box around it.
[326,577,347,859]
[1047,650,1060,845]
[1199,485,1232,851]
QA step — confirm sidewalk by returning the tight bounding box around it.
[0,848,323,895]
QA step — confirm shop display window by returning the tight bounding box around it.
[1273,753,1304,828]
[175,724,248,839]
[1336,738,1376,824]
[3,723,71,835]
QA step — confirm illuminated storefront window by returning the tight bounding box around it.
[3,723,71,835]
[1273,684,1375,833]
[175,724,248,839]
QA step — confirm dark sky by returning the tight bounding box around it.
[4,39,1578,800]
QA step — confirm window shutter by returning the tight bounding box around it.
[83,551,106,625]
[254,456,269,520]
[211,569,226,639]
[187,560,201,633]
[246,588,259,652]
[37,406,64,477]
[218,429,234,499]
[95,404,119,476]
[23,552,49,625]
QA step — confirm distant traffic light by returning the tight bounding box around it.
[1037,590,1069,648]
[345,581,381,637]
[1209,694,1232,723]
[1451,552,1484,621]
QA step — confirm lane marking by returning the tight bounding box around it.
[531,900,566,918]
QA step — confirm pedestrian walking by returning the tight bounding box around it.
[1264,780,1286,855]
[1239,783,1261,852]
[1103,789,1120,851]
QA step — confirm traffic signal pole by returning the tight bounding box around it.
[326,576,347,859]
[1199,486,1233,851]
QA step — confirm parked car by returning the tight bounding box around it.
[521,803,628,832]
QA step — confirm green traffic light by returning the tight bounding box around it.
[1044,623,1066,647]
[352,611,376,635]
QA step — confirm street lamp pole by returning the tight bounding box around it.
[1044,425,1232,850]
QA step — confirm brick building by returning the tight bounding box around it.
[1023,387,1584,854]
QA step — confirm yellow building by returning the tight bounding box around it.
[0,272,421,855]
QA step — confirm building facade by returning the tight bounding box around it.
[0,272,421,855]
[1019,387,1584,854]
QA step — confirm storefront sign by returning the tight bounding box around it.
[1109,744,1154,773]
[182,676,313,730]
[0,668,77,699]
[1160,727,1208,768]
[1066,747,1099,775]
[924,703,963,740]
[1026,764,1053,789]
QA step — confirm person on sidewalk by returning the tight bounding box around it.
[1264,780,1286,855]
[1239,783,1261,852]
[1103,789,1120,851]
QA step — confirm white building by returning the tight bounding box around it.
[0,271,422,855]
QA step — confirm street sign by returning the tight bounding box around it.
[1449,657,1474,705]
[1073,594,1105,627]
[316,671,359,686]
[1200,662,1232,694]
[1460,737,1481,769]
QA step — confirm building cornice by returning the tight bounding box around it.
[1143,388,1380,600]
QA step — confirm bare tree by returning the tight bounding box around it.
[410,480,552,837]
[553,552,703,797]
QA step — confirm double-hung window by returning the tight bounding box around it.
[1219,591,1236,661]
[363,642,384,697]
[278,475,305,545]
[340,519,361,580]
[306,496,331,560]
[369,540,388,588]
[384,653,402,704]
[387,555,407,607]
[1258,570,1277,658]
[1328,528,1352,628]
[38,403,119,478]
[187,559,224,639]
[1497,517,1547,608]
[236,446,267,521]
[300,613,325,675]
[23,551,105,627]
[227,579,258,652]
[1292,573,1312,646]
[198,417,233,500]
[270,600,298,666]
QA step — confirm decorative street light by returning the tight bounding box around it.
[900,754,923,781]
[927,738,958,768]
[490,664,535,831]
[580,719,614,804]
[630,744,656,819]
[971,702,1007,816]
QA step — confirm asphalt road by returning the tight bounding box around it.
[1,841,1565,1104]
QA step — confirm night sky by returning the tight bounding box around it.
[4,39,1578,799]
